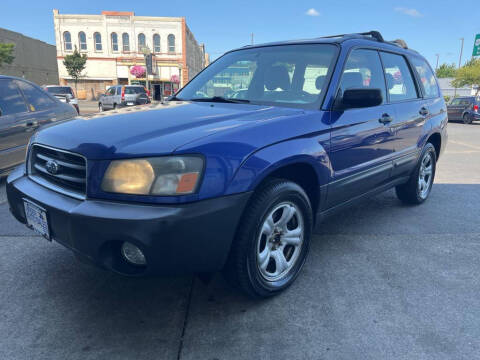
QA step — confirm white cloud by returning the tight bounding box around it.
[394,7,423,17]
[306,8,320,16]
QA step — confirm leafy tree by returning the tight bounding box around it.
[0,43,15,67]
[435,63,456,78]
[452,58,480,96]
[63,47,87,94]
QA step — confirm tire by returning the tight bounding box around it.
[113,103,117,110]
[463,113,473,124]
[98,103,104,112]
[395,143,436,205]
[224,179,313,298]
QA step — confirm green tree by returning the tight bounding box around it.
[435,63,456,78]
[63,47,87,94]
[452,58,480,96]
[0,43,15,67]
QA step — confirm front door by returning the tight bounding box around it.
[326,48,396,207]
[0,79,30,171]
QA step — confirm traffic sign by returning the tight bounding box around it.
[473,34,480,57]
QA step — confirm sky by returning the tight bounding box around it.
[1,0,479,68]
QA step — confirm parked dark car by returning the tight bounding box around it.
[43,85,80,115]
[98,85,150,111]
[7,31,447,298]
[447,96,480,124]
[0,76,78,177]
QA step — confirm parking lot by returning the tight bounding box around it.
[0,122,479,360]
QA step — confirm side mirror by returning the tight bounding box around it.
[337,88,383,110]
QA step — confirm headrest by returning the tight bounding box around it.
[264,65,291,91]
[385,73,395,90]
[315,75,326,90]
[341,72,364,90]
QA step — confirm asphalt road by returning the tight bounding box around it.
[1,122,479,360]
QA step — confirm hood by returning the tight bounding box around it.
[34,102,303,159]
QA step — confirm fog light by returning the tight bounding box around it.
[121,242,146,266]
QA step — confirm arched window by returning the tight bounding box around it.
[168,34,175,53]
[63,31,72,51]
[153,34,160,53]
[94,32,102,51]
[78,32,87,51]
[122,33,130,52]
[111,32,118,52]
[138,33,146,52]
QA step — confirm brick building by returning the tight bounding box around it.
[53,10,207,100]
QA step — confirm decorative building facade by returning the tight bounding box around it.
[53,10,207,100]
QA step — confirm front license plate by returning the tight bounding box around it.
[127,102,134,106]
[23,200,50,240]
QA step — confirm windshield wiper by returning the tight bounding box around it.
[189,96,250,104]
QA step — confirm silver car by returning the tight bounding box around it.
[98,85,150,111]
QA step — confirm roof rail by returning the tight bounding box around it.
[321,30,385,42]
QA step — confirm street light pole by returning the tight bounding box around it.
[435,53,440,70]
[454,38,465,97]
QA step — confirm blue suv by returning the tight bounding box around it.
[7,31,447,298]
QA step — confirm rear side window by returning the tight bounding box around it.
[380,52,418,102]
[339,49,386,103]
[410,57,440,98]
[16,80,55,111]
[125,87,146,94]
[0,79,28,116]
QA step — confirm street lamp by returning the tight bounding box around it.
[454,38,465,97]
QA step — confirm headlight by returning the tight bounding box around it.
[101,156,203,196]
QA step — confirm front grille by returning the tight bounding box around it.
[29,144,87,199]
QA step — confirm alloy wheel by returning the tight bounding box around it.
[256,202,304,282]
[418,151,433,199]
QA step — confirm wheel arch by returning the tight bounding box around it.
[426,132,441,160]
[225,138,331,217]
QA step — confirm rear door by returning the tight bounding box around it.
[379,51,424,177]
[0,79,30,171]
[327,48,396,207]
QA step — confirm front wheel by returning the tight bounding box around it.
[98,103,104,112]
[396,143,436,204]
[224,180,313,298]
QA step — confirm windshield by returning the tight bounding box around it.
[176,44,338,109]
[46,86,73,95]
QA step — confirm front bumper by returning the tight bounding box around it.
[7,167,251,275]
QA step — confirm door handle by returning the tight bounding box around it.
[419,107,429,116]
[25,120,38,132]
[378,113,393,125]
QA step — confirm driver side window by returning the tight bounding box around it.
[339,49,386,103]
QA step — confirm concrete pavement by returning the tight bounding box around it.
[0,122,479,359]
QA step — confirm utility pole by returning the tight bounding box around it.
[251,33,254,45]
[435,54,440,70]
[458,37,464,68]
[454,38,465,97]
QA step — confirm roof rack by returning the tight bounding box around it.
[321,31,410,50]
[321,30,385,42]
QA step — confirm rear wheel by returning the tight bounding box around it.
[224,179,313,298]
[396,143,436,205]
[463,113,473,124]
